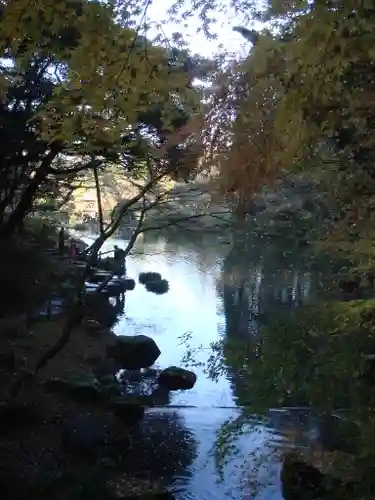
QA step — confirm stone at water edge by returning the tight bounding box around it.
[111,277,136,291]
[105,282,123,295]
[123,277,136,290]
[145,279,169,295]
[106,335,161,370]
[139,271,162,284]
[158,366,197,391]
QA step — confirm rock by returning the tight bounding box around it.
[150,386,171,406]
[106,335,161,370]
[280,453,328,500]
[105,282,123,295]
[158,366,197,391]
[145,279,169,295]
[139,272,162,285]
[123,277,136,291]
[280,453,351,500]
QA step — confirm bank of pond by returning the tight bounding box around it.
[3,229,375,500]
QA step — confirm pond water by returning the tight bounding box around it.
[77,229,337,500]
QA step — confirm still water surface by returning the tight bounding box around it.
[78,230,324,500]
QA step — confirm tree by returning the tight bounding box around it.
[167,1,375,231]
[0,0,205,234]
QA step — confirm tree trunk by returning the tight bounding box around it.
[1,148,59,236]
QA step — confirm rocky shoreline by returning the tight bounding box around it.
[0,237,198,500]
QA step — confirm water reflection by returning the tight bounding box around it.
[218,237,316,339]
[77,229,345,499]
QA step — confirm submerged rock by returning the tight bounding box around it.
[145,279,169,295]
[158,366,197,391]
[139,272,162,285]
[106,335,161,370]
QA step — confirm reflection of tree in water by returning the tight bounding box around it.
[111,410,197,493]
[216,234,318,405]
[207,294,375,500]
[218,236,315,339]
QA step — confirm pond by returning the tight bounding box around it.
[77,229,353,500]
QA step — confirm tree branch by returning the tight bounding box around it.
[95,196,149,293]
[141,210,231,233]
[49,159,103,176]
[93,163,104,235]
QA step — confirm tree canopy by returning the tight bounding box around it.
[177,0,375,226]
[0,0,207,234]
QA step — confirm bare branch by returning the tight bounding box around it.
[49,158,103,176]
[141,210,231,233]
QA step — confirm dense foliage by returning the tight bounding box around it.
[0,0,207,234]
[183,1,375,232]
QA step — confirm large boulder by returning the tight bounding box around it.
[158,366,197,391]
[139,272,162,285]
[105,282,123,296]
[145,279,169,295]
[123,277,136,290]
[106,335,161,370]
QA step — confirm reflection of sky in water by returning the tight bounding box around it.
[77,231,316,500]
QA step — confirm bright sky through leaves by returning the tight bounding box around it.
[146,0,262,57]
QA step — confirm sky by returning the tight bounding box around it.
[144,0,262,58]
